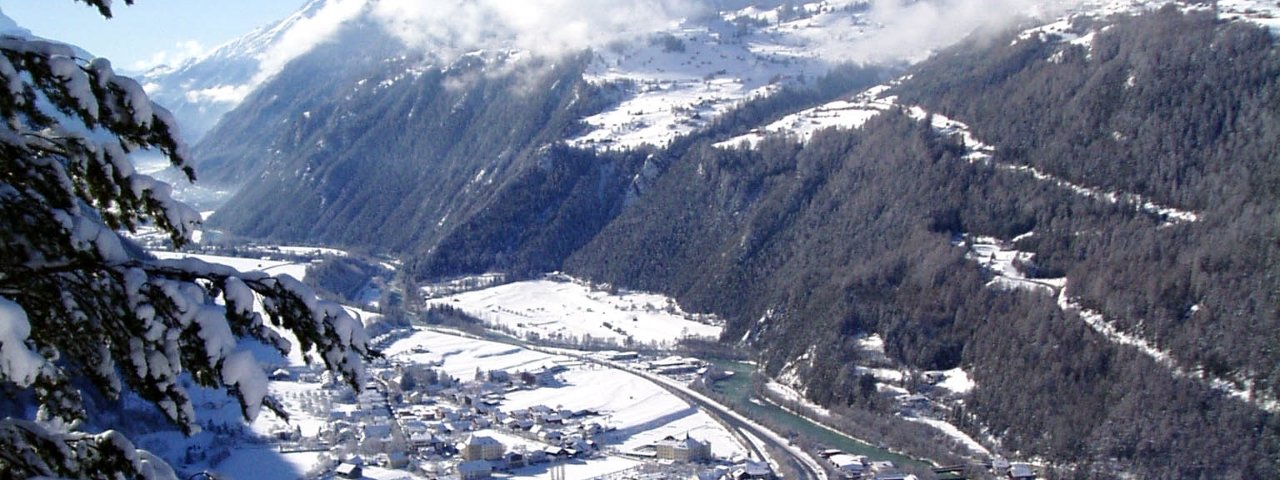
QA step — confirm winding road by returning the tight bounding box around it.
[539,345,828,480]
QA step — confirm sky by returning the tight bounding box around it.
[0,0,308,73]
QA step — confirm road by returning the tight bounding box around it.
[621,364,828,480]
[534,343,828,480]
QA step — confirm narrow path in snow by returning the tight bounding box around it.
[960,223,1278,414]
[905,107,1200,226]
[919,110,1279,411]
[1055,287,1280,414]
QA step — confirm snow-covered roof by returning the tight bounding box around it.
[1010,463,1036,478]
[828,453,867,469]
[457,460,492,473]
[335,463,361,474]
[657,434,707,450]
[463,434,502,446]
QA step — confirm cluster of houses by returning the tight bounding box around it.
[260,341,786,480]
[990,458,1037,480]
[451,433,585,480]
[644,355,707,376]
[696,460,775,480]
[302,352,748,479]
[592,350,708,376]
[269,354,602,477]
[819,449,915,480]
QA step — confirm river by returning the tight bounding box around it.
[708,360,930,470]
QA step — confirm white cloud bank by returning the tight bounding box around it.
[132,40,208,72]
[846,0,1088,63]
[254,0,369,84]
[205,0,1092,89]
[361,0,1090,65]
[369,0,704,60]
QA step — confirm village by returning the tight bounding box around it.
[242,327,793,480]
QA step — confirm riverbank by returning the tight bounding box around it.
[706,361,930,470]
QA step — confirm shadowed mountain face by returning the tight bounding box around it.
[201,21,627,263]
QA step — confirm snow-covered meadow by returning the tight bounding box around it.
[425,277,723,347]
[150,251,310,282]
[714,83,898,148]
[569,0,884,151]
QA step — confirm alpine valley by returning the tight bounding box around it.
[23,0,1280,478]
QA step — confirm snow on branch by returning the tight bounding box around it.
[0,22,372,480]
[0,419,178,480]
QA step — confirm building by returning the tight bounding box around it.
[730,461,774,480]
[460,435,505,461]
[1008,463,1036,479]
[604,351,640,361]
[649,356,704,375]
[532,425,563,443]
[378,451,409,469]
[335,462,363,479]
[544,446,571,461]
[656,434,711,462]
[502,451,526,470]
[828,453,868,478]
[409,432,442,452]
[457,460,492,480]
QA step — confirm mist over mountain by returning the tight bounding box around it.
[142,0,1089,145]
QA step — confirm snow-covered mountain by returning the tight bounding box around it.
[139,0,369,142]
[147,0,1093,146]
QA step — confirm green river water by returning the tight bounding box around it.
[709,360,929,470]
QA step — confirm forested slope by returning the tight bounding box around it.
[563,8,1279,477]
[897,6,1280,401]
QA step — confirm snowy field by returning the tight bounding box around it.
[570,0,926,151]
[1218,0,1280,33]
[425,277,723,347]
[962,235,1067,295]
[715,83,897,148]
[384,329,749,460]
[150,251,309,281]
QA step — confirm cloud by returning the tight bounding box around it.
[185,84,256,105]
[213,0,1089,100]
[131,40,208,72]
[254,0,369,83]
[361,0,1089,67]
[369,0,704,61]
[840,0,1087,63]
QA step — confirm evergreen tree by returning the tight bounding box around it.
[0,2,372,477]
